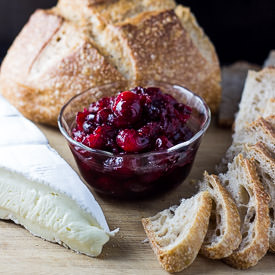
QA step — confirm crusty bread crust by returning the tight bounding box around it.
[223,155,270,269]
[200,172,241,259]
[0,10,125,126]
[127,9,221,112]
[245,142,275,253]
[142,191,212,273]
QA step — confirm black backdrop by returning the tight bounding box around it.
[0,0,274,65]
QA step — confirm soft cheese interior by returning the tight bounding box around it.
[0,95,114,257]
[0,167,109,256]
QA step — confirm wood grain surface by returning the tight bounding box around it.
[0,120,274,275]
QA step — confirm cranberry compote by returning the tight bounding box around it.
[67,86,203,199]
[72,87,192,154]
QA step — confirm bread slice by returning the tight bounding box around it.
[218,62,260,127]
[233,67,275,135]
[219,154,270,269]
[224,116,275,165]
[142,191,212,273]
[199,172,241,259]
[263,98,275,117]
[244,142,275,252]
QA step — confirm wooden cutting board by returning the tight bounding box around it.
[0,120,274,275]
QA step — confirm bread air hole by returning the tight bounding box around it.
[224,180,229,186]
[263,172,272,182]
[255,77,262,82]
[169,209,175,216]
[216,229,221,236]
[217,214,221,224]
[158,228,168,238]
[239,185,250,205]
[249,212,256,223]
[160,215,167,226]
[242,231,248,239]
[270,208,274,220]
[208,182,214,189]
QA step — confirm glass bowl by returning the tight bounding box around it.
[58,81,211,199]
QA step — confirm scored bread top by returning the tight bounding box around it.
[57,0,176,25]
[0,9,125,125]
[0,10,63,82]
[0,0,221,126]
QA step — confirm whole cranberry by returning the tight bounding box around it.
[76,108,90,131]
[95,108,113,124]
[113,91,142,126]
[84,132,103,149]
[116,129,150,153]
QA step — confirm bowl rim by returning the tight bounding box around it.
[58,81,211,157]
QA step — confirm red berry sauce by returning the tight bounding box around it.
[69,86,198,199]
[72,87,192,154]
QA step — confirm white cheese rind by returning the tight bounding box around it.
[0,168,109,256]
[0,94,115,256]
[0,144,110,233]
[0,95,19,116]
[0,116,48,146]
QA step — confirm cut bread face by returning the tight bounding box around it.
[142,191,212,273]
[219,68,275,172]
[218,62,260,127]
[263,98,275,118]
[224,116,275,166]
[234,67,275,134]
[219,154,270,269]
[245,142,275,252]
[199,172,241,259]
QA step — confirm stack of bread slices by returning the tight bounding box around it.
[142,66,275,273]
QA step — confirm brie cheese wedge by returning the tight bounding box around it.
[0,96,115,257]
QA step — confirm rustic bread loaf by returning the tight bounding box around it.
[219,154,270,269]
[199,172,241,259]
[0,9,125,125]
[0,0,221,126]
[142,191,212,273]
[244,142,275,252]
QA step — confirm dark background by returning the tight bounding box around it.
[0,0,274,65]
